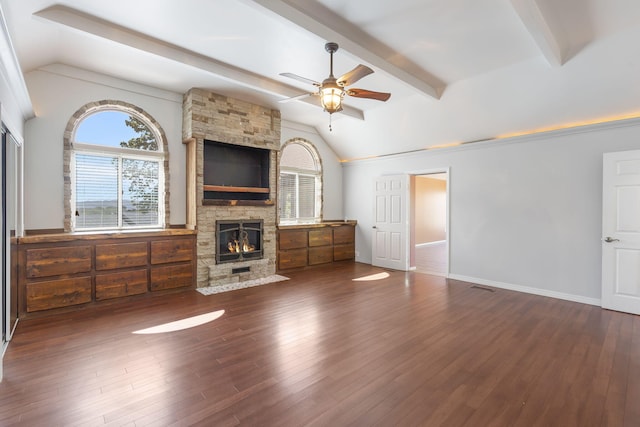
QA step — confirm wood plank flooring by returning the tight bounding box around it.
[1,262,638,426]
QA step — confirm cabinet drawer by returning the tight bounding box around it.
[308,246,333,265]
[279,230,307,250]
[96,269,148,300]
[309,228,332,247]
[333,225,355,245]
[96,242,148,270]
[151,238,194,264]
[278,248,308,270]
[26,246,92,278]
[334,244,355,261]
[26,276,92,312]
[150,264,193,291]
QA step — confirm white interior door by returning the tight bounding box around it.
[602,150,640,315]
[372,174,409,270]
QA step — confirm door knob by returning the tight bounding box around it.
[372,226,377,229]
[603,237,620,243]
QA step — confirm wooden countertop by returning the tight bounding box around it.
[18,228,197,244]
[277,220,357,230]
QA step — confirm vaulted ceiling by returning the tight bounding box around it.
[3,0,640,160]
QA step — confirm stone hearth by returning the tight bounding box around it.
[182,88,281,288]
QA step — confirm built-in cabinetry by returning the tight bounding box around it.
[277,222,356,271]
[17,230,196,315]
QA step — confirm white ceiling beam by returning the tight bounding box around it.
[246,0,441,99]
[32,5,365,120]
[510,0,563,67]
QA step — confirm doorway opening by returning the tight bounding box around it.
[410,172,449,276]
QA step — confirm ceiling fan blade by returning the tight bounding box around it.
[279,72,320,87]
[347,88,391,102]
[337,64,373,87]
[279,92,314,103]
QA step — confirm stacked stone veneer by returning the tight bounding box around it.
[182,88,281,288]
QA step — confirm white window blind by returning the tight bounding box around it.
[75,154,119,229]
[279,142,322,224]
[279,172,296,221]
[298,174,316,219]
[74,153,161,230]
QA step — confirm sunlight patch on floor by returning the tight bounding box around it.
[352,272,390,281]
[132,310,225,334]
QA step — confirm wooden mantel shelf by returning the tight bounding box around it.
[202,199,274,206]
[203,185,270,194]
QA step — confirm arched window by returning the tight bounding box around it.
[279,139,322,224]
[64,102,168,231]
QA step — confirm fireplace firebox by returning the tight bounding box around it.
[216,220,263,264]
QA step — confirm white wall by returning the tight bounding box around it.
[344,119,640,304]
[280,120,343,220]
[24,65,185,230]
[0,72,26,140]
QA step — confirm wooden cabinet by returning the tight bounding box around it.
[26,246,92,278]
[333,224,355,261]
[277,222,356,271]
[309,228,332,247]
[151,238,193,264]
[279,230,307,250]
[309,247,333,265]
[17,230,196,315]
[96,242,147,270]
[278,248,308,270]
[26,276,92,312]
[96,269,148,301]
[150,264,194,291]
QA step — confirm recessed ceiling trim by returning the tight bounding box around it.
[32,5,365,120]
[246,0,441,99]
[510,0,564,67]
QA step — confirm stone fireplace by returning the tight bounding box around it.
[182,88,280,288]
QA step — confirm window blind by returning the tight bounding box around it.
[298,174,316,219]
[279,173,296,220]
[122,159,160,227]
[74,154,160,229]
[278,172,319,222]
[75,154,119,229]
[278,142,321,224]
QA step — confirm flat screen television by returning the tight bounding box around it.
[203,140,270,200]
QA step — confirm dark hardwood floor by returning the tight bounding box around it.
[1,262,638,426]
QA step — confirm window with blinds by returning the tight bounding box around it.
[72,110,164,231]
[279,141,322,224]
[74,153,119,229]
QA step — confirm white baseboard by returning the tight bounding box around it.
[415,269,448,278]
[415,240,446,248]
[448,274,602,307]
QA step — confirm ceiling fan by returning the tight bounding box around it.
[280,42,391,128]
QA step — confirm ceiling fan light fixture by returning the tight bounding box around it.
[280,41,390,128]
[320,83,344,114]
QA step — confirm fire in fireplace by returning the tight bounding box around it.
[216,220,263,264]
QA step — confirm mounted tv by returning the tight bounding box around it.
[203,140,270,201]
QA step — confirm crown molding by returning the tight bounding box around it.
[0,4,34,122]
